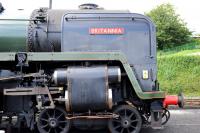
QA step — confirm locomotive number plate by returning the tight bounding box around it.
[89,28,124,35]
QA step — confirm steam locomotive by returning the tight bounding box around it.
[0,3,184,133]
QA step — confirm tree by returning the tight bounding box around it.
[0,2,5,13]
[146,4,192,49]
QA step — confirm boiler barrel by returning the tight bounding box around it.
[0,8,28,52]
[0,7,64,52]
[0,20,27,52]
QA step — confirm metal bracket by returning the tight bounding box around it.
[151,111,163,129]
[15,53,28,67]
[150,101,163,129]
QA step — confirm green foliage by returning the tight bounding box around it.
[0,2,4,13]
[146,3,192,49]
[158,39,200,55]
[158,49,200,96]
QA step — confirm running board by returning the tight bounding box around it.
[3,87,60,96]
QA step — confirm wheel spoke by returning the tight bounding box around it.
[124,109,127,117]
[56,113,64,120]
[53,110,56,118]
[59,126,64,130]
[38,108,71,133]
[131,119,139,123]
[47,127,52,133]
[120,128,124,133]
[54,128,58,133]
[128,113,134,119]
[127,128,131,133]
[59,120,67,123]
[108,105,142,133]
[46,111,51,118]
[40,118,48,122]
[130,125,136,129]
[41,123,49,129]
[114,125,121,129]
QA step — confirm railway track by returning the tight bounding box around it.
[184,97,200,108]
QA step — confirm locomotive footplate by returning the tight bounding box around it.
[3,87,61,96]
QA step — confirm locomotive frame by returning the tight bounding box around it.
[0,52,165,98]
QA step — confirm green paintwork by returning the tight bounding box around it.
[0,23,27,52]
[0,52,165,99]
[0,6,30,52]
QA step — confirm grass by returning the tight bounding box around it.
[158,40,200,96]
[158,40,200,56]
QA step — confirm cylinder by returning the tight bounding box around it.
[52,66,121,112]
[53,66,121,86]
[64,66,113,112]
[52,69,68,85]
[108,66,121,83]
[53,66,121,111]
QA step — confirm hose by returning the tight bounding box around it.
[162,108,170,125]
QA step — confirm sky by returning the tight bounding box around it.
[0,0,200,34]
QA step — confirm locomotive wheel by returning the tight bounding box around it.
[37,107,71,133]
[108,105,142,133]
